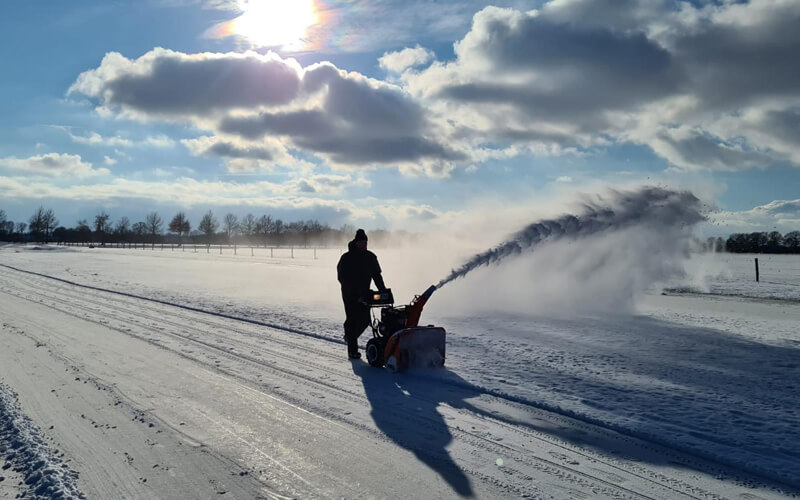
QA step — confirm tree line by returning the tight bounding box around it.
[720,231,800,254]
[0,207,397,247]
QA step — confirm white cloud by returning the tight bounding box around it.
[289,174,370,195]
[54,126,176,148]
[396,1,800,171]
[713,199,800,233]
[72,49,465,175]
[379,46,435,73]
[556,176,573,183]
[69,131,133,147]
[0,153,109,178]
[68,1,800,176]
[103,156,118,166]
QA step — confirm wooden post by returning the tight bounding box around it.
[270,247,273,258]
[220,245,222,255]
[251,247,253,257]
[291,247,294,259]
[755,257,760,282]
[314,248,317,260]
[234,245,237,256]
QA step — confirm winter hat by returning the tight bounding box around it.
[354,229,368,242]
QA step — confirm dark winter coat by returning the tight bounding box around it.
[337,240,386,302]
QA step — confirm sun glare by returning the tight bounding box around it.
[232,0,318,49]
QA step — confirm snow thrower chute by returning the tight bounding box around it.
[360,285,446,372]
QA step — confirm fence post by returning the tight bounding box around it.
[270,247,273,258]
[755,257,760,282]
[291,247,294,259]
[234,245,237,256]
[314,248,317,260]
[251,247,253,257]
[220,245,222,255]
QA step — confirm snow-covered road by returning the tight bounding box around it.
[0,245,797,499]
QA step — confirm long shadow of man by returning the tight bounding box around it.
[351,361,474,497]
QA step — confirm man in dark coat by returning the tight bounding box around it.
[337,229,386,359]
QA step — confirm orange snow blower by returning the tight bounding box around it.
[360,285,445,371]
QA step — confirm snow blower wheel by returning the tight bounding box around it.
[365,338,385,367]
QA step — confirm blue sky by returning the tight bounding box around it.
[2,0,799,236]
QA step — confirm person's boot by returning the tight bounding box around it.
[347,341,361,359]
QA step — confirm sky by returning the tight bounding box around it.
[1,0,799,236]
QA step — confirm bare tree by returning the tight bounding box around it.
[145,211,163,243]
[94,211,111,243]
[241,213,256,243]
[132,221,147,241]
[273,218,285,245]
[255,214,273,247]
[75,219,92,242]
[168,212,191,243]
[114,217,131,240]
[15,222,27,235]
[0,210,6,236]
[198,210,219,245]
[223,213,239,243]
[29,206,58,242]
[785,231,800,251]
[94,211,111,233]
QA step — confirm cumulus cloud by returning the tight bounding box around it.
[289,174,369,195]
[648,126,776,171]
[714,199,800,232]
[181,135,314,173]
[72,50,463,175]
[379,46,435,73]
[182,135,280,161]
[0,153,110,178]
[69,1,800,175]
[70,49,303,118]
[396,1,800,171]
[54,126,175,148]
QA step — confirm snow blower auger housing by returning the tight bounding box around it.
[360,285,446,372]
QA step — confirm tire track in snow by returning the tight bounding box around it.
[1,273,728,498]
[0,267,746,499]
[0,266,778,499]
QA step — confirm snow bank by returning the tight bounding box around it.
[0,383,84,500]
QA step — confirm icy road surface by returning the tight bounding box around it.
[0,244,798,499]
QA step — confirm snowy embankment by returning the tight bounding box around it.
[0,244,798,498]
[0,383,84,499]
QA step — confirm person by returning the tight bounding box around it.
[337,229,386,359]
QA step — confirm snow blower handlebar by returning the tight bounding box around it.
[406,285,436,328]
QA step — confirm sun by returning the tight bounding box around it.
[232,0,318,49]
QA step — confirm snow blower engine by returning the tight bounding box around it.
[360,285,446,371]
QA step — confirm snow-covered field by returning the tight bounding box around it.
[0,243,798,499]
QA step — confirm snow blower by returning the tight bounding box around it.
[360,285,446,372]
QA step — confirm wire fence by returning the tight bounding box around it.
[56,241,336,260]
[716,253,800,287]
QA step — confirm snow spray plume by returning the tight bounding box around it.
[436,187,706,289]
